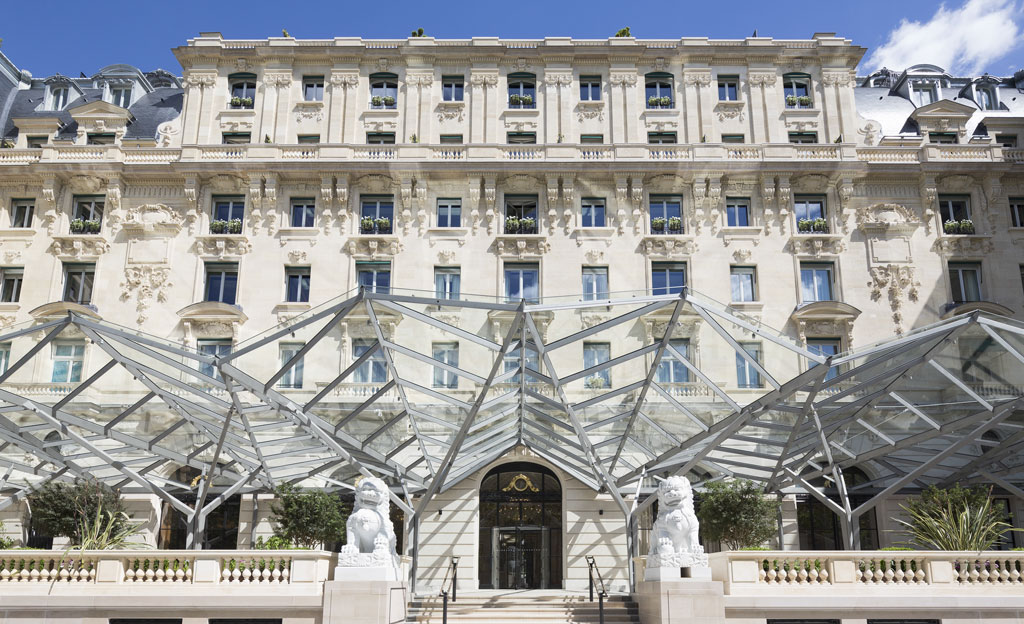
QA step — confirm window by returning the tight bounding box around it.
[360,196,394,233]
[583,342,611,387]
[718,75,739,101]
[110,86,132,108]
[213,196,245,229]
[198,340,231,381]
[50,86,69,110]
[721,134,745,144]
[229,73,256,109]
[788,132,818,144]
[62,263,94,305]
[911,81,936,107]
[649,195,682,233]
[783,74,812,108]
[995,134,1017,148]
[222,132,251,144]
[73,197,104,230]
[0,343,9,374]
[928,132,957,144]
[10,200,34,228]
[279,344,304,389]
[582,267,609,301]
[302,76,324,101]
[645,73,673,108]
[369,73,398,109]
[977,86,997,110]
[505,195,538,233]
[652,262,686,295]
[0,268,23,303]
[507,132,537,144]
[800,263,834,303]
[357,261,391,294]
[297,134,320,144]
[939,195,971,223]
[648,132,677,144]
[51,343,84,383]
[504,263,539,303]
[205,263,239,305]
[580,134,604,144]
[285,267,310,303]
[794,195,826,224]
[1011,198,1024,228]
[657,339,690,383]
[353,338,387,383]
[437,199,462,228]
[725,198,750,227]
[580,75,601,101]
[367,132,396,144]
[736,342,763,388]
[290,199,315,228]
[442,75,464,102]
[432,342,459,389]
[807,339,841,381]
[730,266,757,302]
[503,347,540,382]
[949,262,982,303]
[439,134,463,144]
[434,267,460,300]
[508,73,536,108]
[581,198,606,227]
[26,136,47,148]
[87,133,115,146]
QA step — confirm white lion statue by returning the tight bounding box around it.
[646,476,708,570]
[338,477,399,571]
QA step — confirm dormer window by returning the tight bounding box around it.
[508,73,536,109]
[229,73,257,109]
[645,72,674,109]
[783,73,812,109]
[50,87,69,111]
[977,85,997,111]
[911,81,936,107]
[370,73,398,109]
[110,86,132,108]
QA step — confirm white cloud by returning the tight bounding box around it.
[867,0,1022,74]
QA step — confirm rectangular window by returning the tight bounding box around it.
[645,75,673,108]
[649,196,683,233]
[503,347,540,382]
[504,263,539,303]
[718,75,739,101]
[652,262,686,295]
[582,267,609,301]
[279,344,305,389]
[110,87,132,108]
[353,338,387,383]
[580,134,604,144]
[72,197,104,230]
[788,132,818,144]
[10,200,34,228]
[581,198,606,227]
[912,82,936,106]
[657,338,690,383]
[442,76,464,102]
[432,342,459,389]
[357,261,391,294]
[198,340,231,381]
[725,198,750,227]
[939,195,971,222]
[949,262,982,303]
[722,134,745,143]
[62,263,94,305]
[51,342,85,383]
[505,195,538,233]
[437,199,462,228]
[507,132,537,144]
[212,196,245,230]
[285,267,310,303]
[297,134,320,144]
[302,76,324,102]
[205,263,239,305]
[929,132,957,144]
[648,132,677,144]
[290,199,315,228]
[1013,198,1024,228]
[583,342,611,387]
[222,132,251,144]
[995,134,1018,148]
[730,266,757,302]
[367,132,396,144]
[783,75,812,108]
[794,195,826,222]
[360,196,394,233]
[26,136,47,148]
[800,263,834,303]
[440,134,463,144]
[0,342,10,374]
[807,339,841,381]
[736,342,763,388]
[434,267,460,300]
[580,75,602,101]
[50,87,69,111]
[87,133,115,146]
[0,268,23,303]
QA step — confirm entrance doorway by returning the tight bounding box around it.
[479,462,562,589]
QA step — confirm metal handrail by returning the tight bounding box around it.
[439,556,459,624]
[586,555,607,624]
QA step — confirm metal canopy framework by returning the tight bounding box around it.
[0,288,1022,551]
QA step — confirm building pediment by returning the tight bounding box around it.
[791,301,861,322]
[68,99,134,119]
[910,99,975,119]
[177,301,248,324]
[941,301,1014,320]
[29,301,101,321]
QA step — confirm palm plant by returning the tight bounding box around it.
[895,486,1020,551]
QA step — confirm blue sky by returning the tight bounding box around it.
[2,0,1022,77]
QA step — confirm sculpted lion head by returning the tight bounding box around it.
[354,476,390,513]
[658,476,695,514]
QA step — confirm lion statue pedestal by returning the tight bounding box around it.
[333,476,401,582]
[644,476,710,581]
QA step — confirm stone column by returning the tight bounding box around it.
[328,72,358,144]
[747,71,778,144]
[683,69,712,143]
[406,72,433,143]
[182,71,217,145]
[823,70,857,143]
[609,72,637,144]
[264,72,293,143]
[469,70,497,144]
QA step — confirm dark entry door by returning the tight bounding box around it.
[498,528,544,589]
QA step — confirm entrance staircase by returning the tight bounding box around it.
[406,591,640,624]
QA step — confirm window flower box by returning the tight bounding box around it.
[230,96,254,109]
[227,218,243,234]
[584,375,608,389]
[667,217,683,233]
[651,217,666,232]
[86,219,101,234]
[648,96,672,109]
[374,217,392,234]
[360,217,376,233]
[797,218,829,233]
[210,220,228,234]
[504,216,519,234]
[371,96,384,108]
[519,217,536,234]
[70,219,86,234]
[944,219,975,235]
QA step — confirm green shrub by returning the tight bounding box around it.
[0,522,14,549]
[697,479,778,550]
[270,484,349,549]
[27,480,127,543]
[895,484,1020,551]
[254,534,304,550]
[879,546,914,551]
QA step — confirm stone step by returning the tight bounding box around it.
[407,594,640,624]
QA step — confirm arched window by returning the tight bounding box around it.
[783,73,812,109]
[645,72,674,109]
[229,73,256,109]
[370,73,398,109]
[977,86,997,111]
[507,73,536,109]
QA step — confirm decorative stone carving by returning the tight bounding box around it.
[714,101,745,122]
[49,236,111,259]
[795,318,855,348]
[576,101,604,122]
[683,70,712,87]
[645,477,708,576]
[789,235,845,257]
[346,236,402,258]
[732,248,752,262]
[122,203,185,235]
[120,266,171,325]
[495,237,550,258]
[747,72,777,86]
[194,236,252,258]
[287,250,307,264]
[856,203,919,232]
[437,249,457,265]
[933,236,994,256]
[584,249,604,264]
[437,102,465,122]
[868,265,921,335]
[336,477,399,579]
[609,73,637,87]
[642,237,697,258]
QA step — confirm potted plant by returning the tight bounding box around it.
[228,218,243,234]
[210,219,228,234]
[584,375,607,389]
[371,95,384,108]
[510,94,522,106]
[360,216,376,233]
[230,96,242,107]
[797,218,813,232]
[505,216,520,233]
[944,219,959,234]
[959,218,975,234]
[813,217,828,232]
[659,96,671,107]
[70,218,86,234]
[85,219,101,234]
[798,95,812,107]
[375,217,391,233]
[786,95,798,107]
[651,217,666,232]
[383,96,396,107]
[648,96,660,108]
[667,216,683,232]
[410,134,418,144]
[519,217,536,233]
[522,94,533,107]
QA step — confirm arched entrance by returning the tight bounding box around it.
[478,462,562,589]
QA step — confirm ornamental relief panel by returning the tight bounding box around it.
[796,319,854,347]
[787,236,845,257]
[868,264,921,335]
[494,237,550,258]
[346,236,402,258]
[932,236,994,256]
[120,266,172,325]
[49,237,111,260]
[122,203,185,235]
[641,237,697,258]
[193,236,253,259]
